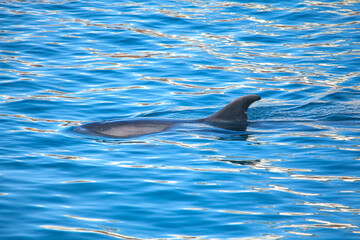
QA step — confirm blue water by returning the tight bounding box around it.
[1,0,360,239]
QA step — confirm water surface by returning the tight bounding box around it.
[1,0,360,239]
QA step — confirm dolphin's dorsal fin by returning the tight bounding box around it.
[205,95,261,123]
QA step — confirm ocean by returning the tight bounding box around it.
[1,0,360,239]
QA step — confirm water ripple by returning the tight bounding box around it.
[1,0,360,239]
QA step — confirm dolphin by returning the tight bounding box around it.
[74,95,261,138]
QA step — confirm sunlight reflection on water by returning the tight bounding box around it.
[1,0,360,239]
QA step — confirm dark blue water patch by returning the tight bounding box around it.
[345,56,360,70]
[320,89,359,102]
[1,80,45,95]
[114,34,151,48]
[339,75,360,88]
[0,12,39,27]
[36,1,87,14]
[3,99,58,115]
[0,40,37,56]
[0,74,21,85]
[23,43,63,58]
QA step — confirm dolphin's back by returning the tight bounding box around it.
[76,119,175,138]
[75,95,261,138]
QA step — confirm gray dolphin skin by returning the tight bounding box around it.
[74,95,261,138]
